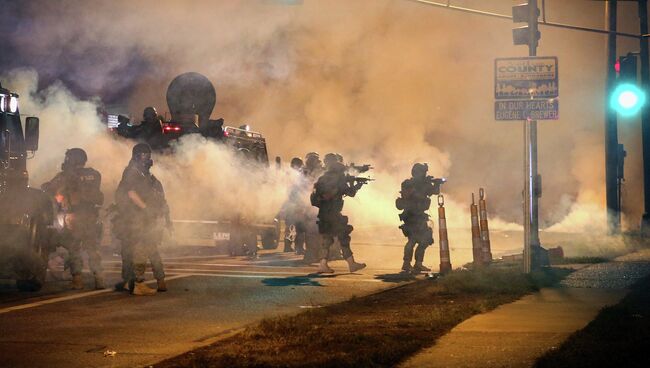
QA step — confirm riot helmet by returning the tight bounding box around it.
[304,152,321,169]
[61,148,87,171]
[132,143,153,171]
[143,106,158,123]
[290,157,304,170]
[411,163,428,178]
[323,153,339,168]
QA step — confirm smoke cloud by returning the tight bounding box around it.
[2,0,644,261]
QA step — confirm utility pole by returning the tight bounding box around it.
[605,1,620,234]
[513,0,544,273]
[639,0,650,234]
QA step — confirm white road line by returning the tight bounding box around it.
[103,260,307,269]
[102,267,311,275]
[100,270,384,283]
[0,274,190,315]
[103,260,402,272]
[101,270,384,283]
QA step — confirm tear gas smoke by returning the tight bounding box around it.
[3,0,640,264]
[2,70,293,229]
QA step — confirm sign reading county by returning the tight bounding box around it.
[495,99,559,121]
[495,57,558,100]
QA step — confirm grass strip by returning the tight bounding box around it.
[535,273,650,368]
[551,256,609,265]
[156,267,570,368]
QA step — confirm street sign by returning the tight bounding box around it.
[495,56,558,99]
[495,99,559,120]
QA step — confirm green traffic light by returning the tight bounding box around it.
[611,83,646,117]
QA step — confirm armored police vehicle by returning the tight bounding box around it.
[106,73,278,254]
[0,82,52,291]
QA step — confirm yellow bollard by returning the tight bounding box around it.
[478,188,493,264]
[470,193,484,266]
[438,195,452,274]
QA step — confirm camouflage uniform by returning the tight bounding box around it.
[396,164,440,273]
[114,158,168,287]
[300,153,324,263]
[42,150,104,289]
[311,161,362,263]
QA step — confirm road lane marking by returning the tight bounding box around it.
[102,260,401,273]
[102,266,394,278]
[103,260,310,269]
[106,271,386,283]
[0,274,190,315]
[101,266,312,275]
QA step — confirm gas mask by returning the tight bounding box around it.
[61,157,77,172]
[135,153,153,172]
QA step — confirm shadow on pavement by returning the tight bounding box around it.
[261,276,324,287]
[374,273,416,283]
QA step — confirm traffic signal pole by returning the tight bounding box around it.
[639,0,650,234]
[522,0,541,273]
[605,1,620,234]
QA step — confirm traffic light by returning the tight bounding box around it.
[512,1,540,50]
[611,53,646,118]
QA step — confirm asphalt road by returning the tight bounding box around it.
[0,228,619,368]
[0,246,410,368]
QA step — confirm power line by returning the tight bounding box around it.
[406,0,643,39]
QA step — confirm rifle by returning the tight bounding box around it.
[347,175,375,185]
[347,163,373,173]
[426,176,447,185]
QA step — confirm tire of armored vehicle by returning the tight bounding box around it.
[0,189,53,292]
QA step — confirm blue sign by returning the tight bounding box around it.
[495,99,559,121]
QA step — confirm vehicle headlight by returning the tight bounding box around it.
[0,95,5,113]
[9,96,18,113]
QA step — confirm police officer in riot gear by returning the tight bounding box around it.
[310,153,367,273]
[113,143,171,295]
[42,148,105,289]
[303,152,323,180]
[396,163,442,274]
[141,107,163,146]
[300,152,323,263]
[116,106,163,146]
[278,157,307,253]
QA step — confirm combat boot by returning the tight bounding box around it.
[317,259,334,273]
[401,261,412,273]
[157,278,167,292]
[412,262,431,274]
[346,256,366,273]
[132,281,157,296]
[94,275,106,290]
[114,280,129,292]
[71,274,84,290]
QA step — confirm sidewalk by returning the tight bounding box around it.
[400,250,650,368]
